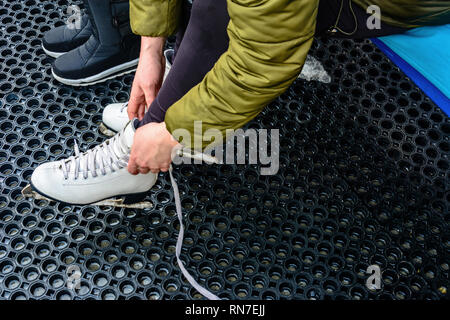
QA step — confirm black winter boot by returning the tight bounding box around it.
[42,14,93,58]
[52,0,140,86]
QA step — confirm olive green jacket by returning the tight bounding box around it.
[130,0,450,149]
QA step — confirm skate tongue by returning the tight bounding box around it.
[115,119,137,155]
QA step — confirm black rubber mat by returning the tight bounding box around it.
[0,0,448,300]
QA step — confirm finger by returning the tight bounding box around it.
[127,102,138,120]
[138,167,150,174]
[127,92,137,119]
[150,168,160,174]
[128,166,139,175]
[160,162,172,172]
[138,104,146,121]
[143,89,156,110]
[127,158,139,175]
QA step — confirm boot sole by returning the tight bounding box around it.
[52,58,139,86]
[42,45,67,59]
[28,181,152,206]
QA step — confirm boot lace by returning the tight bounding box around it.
[60,132,129,180]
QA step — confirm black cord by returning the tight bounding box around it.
[328,0,358,36]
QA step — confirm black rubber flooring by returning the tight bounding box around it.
[0,0,448,300]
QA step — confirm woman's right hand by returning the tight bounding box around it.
[128,36,166,121]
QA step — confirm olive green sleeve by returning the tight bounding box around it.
[130,0,182,37]
[165,0,319,150]
[353,0,450,28]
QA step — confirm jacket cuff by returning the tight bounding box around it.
[130,0,181,37]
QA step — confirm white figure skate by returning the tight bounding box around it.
[22,120,156,209]
[23,118,221,299]
[99,49,174,137]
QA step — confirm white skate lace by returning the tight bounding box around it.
[60,133,128,180]
[169,168,220,300]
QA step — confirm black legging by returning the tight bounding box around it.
[137,0,409,127]
[138,0,229,126]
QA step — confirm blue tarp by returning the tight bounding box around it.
[372,25,450,116]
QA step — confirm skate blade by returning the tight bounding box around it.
[22,184,49,201]
[98,123,117,137]
[90,198,153,209]
[21,184,153,209]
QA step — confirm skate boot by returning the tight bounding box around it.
[52,0,140,86]
[42,14,93,58]
[23,120,156,208]
[99,49,175,136]
[22,122,220,299]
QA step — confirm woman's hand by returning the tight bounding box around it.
[128,122,180,174]
[128,36,166,121]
